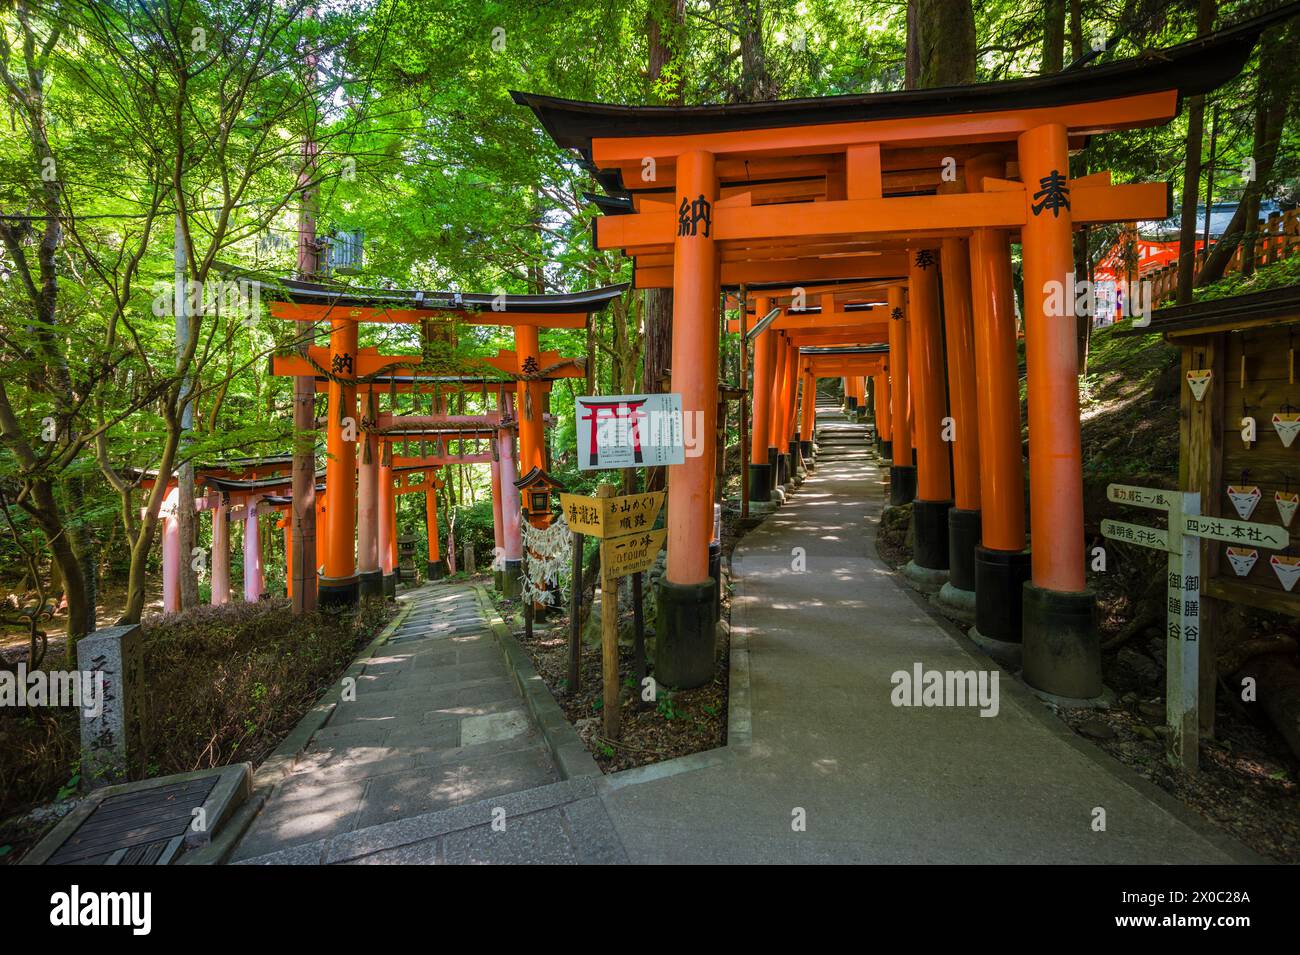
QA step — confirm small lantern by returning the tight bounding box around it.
[514,467,566,527]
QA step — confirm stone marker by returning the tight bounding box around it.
[76,623,145,789]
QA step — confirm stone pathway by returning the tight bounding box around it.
[231,584,618,862]
[231,408,1255,864]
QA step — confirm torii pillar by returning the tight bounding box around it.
[886,285,915,504]
[937,229,983,617]
[357,391,382,597]
[489,450,505,587]
[967,154,1031,656]
[162,485,180,614]
[783,339,801,476]
[748,301,775,503]
[515,323,545,475]
[211,500,230,605]
[379,450,396,598]
[799,360,816,463]
[904,248,953,589]
[243,499,264,602]
[1018,123,1099,699]
[320,317,359,607]
[657,149,719,689]
[499,391,523,598]
[873,369,892,456]
[425,481,446,580]
[769,330,790,488]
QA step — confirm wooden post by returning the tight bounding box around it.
[597,483,619,738]
[569,530,583,692]
[632,571,646,703]
[521,503,533,641]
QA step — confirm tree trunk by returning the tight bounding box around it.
[736,0,773,102]
[1175,0,1216,304]
[1196,19,1295,287]
[1042,0,1066,73]
[904,0,921,89]
[916,0,976,87]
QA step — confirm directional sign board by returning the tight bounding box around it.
[1182,515,1288,549]
[1104,484,1200,772]
[1100,518,1168,552]
[600,529,667,578]
[1106,483,1176,511]
[558,491,664,539]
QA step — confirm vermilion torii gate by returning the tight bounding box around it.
[266,279,626,606]
[515,13,1282,696]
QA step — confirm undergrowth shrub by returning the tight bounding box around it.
[0,596,393,825]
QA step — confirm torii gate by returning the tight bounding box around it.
[514,11,1283,695]
[266,279,626,606]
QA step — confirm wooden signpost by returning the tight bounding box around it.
[1101,482,1288,772]
[558,487,666,738]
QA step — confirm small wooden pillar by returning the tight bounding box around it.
[658,148,720,690]
[1018,122,1099,699]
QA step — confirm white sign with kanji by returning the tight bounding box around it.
[576,393,686,471]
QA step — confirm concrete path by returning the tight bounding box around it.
[591,406,1254,863]
[231,584,597,862]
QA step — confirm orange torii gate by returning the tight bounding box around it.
[514,12,1283,696]
[265,279,626,606]
[730,291,889,499]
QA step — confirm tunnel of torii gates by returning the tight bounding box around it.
[148,280,627,613]
[514,9,1287,697]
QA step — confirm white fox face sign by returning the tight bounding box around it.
[1273,413,1300,448]
[1186,369,1212,401]
[1226,547,1258,577]
[1227,485,1261,520]
[1277,491,1299,527]
[1271,554,1300,592]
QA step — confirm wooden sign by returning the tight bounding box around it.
[559,491,664,539]
[1100,518,1167,551]
[1273,413,1300,448]
[1183,514,1288,549]
[1099,486,1201,772]
[1106,483,1175,511]
[1226,485,1261,520]
[600,529,666,579]
[1186,369,1212,401]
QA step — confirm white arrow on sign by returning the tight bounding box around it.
[1100,518,1169,551]
[1182,515,1288,549]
